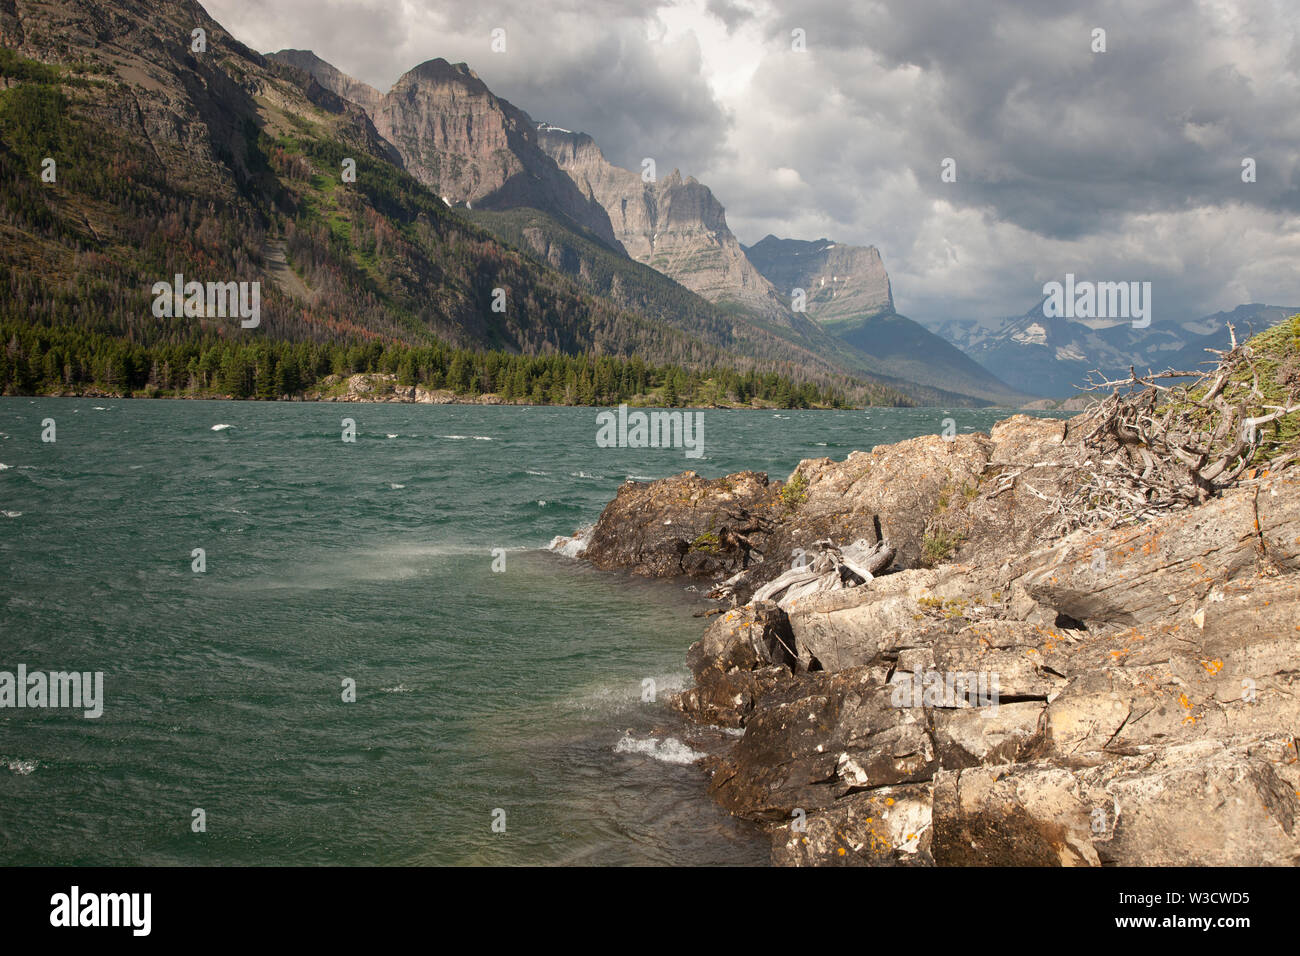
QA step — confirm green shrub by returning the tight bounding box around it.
[922,528,964,565]
[781,472,809,508]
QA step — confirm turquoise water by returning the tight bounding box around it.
[0,399,1061,865]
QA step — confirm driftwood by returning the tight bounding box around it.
[1049,323,1300,534]
[747,538,895,609]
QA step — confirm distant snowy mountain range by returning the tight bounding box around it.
[923,303,1299,398]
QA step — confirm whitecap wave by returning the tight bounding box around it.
[381,684,410,694]
[565,671,689,715]
[0,463,9,470]
[210,424,233,431]
[4,758,36,775]
[2,510,21,518]
[390,483,405,489]
[525,469,548,476]
[386,433,398,439]
[614,735,704,766]
[626,474,655,481]
[570,471,604,480]
[547,524,592,558]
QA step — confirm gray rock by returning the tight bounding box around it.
[769,784,934,867]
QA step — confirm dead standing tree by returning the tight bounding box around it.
[1059,324,1300,534]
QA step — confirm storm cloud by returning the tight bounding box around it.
[207,0,1300,324]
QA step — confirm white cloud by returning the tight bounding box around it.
[206,0,1300,322]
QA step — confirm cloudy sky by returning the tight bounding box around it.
[206,0,1300,325]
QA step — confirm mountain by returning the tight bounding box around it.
[0,0,916,405]
[462,206,837,379]
[534,135,1034,404]
[959,302,1300,397]
[536,126,792,325]
[270,48,383,115]
[261,50,940,397]
[1165,304,1300,371]
[917,316,1007,354]
[463,204,993,404]
[743,235,1032,406]
[744,235,894,322]
[258,49,1027,406]
[268,51,623,250]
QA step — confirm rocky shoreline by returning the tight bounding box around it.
[572,410,1300,865]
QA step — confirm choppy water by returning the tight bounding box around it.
[0,399,1062,865]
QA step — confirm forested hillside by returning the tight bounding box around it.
[0,1,909,407]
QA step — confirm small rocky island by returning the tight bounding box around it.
[573,319,1300,865]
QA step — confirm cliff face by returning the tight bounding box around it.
[382,61,622,247]
[745,235,894,322]
[538,127,792,324]
[744,234,1030,405]
[268,53,621,248]
[269,48,383,116]
[1,0,276,201]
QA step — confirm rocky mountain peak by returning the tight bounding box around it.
[268,49,382,114]
[745,234,895,321]
[268,51,619,245]
[398,58,487,93]
[535,133,792,322]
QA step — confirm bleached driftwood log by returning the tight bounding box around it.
[748,538,895,609]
